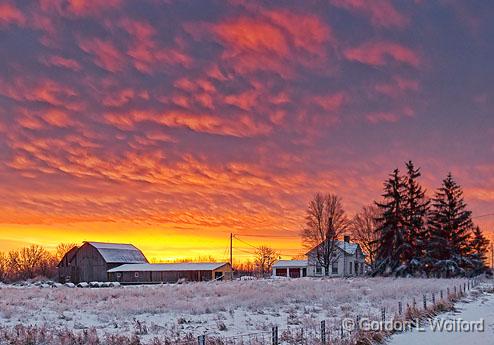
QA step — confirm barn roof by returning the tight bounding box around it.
[107,262,229,272]
[56,245,79,267]
[86,242,148,264]
[272,260,308,268]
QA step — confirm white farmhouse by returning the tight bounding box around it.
[272,236,366,278]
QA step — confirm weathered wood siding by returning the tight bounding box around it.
[71,243,108,283]
[108,264,233,284]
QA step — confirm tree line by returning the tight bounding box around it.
[0,243,75,282]
[302,161,491,277]
[373,161,489,277]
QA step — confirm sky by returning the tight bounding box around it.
[0,0,493,262]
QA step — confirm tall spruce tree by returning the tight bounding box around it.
[428,173,473,276]
[373,169,407,276]
[402,161,430,275]
[469,226,490,275]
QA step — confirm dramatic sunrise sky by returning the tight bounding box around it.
[0,0,493,261]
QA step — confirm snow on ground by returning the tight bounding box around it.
[387,283,494,345]
[0,277,471,343]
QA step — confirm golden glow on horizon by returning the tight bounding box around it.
[0,221,305,262]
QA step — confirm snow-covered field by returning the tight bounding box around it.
[0,278,474,344]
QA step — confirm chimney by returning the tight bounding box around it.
[344,235,350,243]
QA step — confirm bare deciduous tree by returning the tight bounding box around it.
[302,193,349,276]
[6,245,56,281]
[350,205,381,270]
[254,246,278,276]
[55,243,78,261]
[0,252,6,282]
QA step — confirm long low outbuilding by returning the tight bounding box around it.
[107,262,233,284]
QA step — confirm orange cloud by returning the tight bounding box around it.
[214,17,289,57]
[344,41,421,67]
[203,10,333,76]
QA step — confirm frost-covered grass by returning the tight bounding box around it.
[0,277,468,344]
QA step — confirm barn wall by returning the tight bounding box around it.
[73,244,108,283]
[212,264,233,280]
[108,269,222,284]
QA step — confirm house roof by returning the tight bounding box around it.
[272,260,308,268]
[337,241,359,255]
[107,262,229,273]
[305,240,364,256]
[86,242,148,264]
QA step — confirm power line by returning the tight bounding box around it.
[473,213,494,219]
[237,233,298,238]
[233,235,258,249]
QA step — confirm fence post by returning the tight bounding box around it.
[340,322,344,339]
[447,287,450,299]
[423,295,427,310]
[413,297,416,309]
[272,326,278,345]
[398,301,402,316]
[381,307,386,322]
[454,286,457,296]
[198,335,206,345]
[321,320,326,344]
[463,283,466,293]
[440,290,443,301]
[432,292,435,305]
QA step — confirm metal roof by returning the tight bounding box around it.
[272,260,308,268]
[305,240,364,256]
[107,262,229,272]
[86,242,148,264]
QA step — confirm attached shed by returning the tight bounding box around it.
[272,260,308,278]
[58,241,149,283]
[107,262,233,284]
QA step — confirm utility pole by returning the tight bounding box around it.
[230,233,233,268]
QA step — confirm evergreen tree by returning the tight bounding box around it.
[469,226,490,275]
[373,169,407,276]
[402,161,430,275]
[428,173,473,276]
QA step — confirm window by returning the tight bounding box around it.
[332,262,338,274]
[315,264,322,275]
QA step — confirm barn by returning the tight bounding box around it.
[107,262,233,284]
[57,241,149,283]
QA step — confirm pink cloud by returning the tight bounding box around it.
[41,55,82,71]
[375,76,420,97]
[344,41,421,67]
[0,2,25,26]
[332,0,408,28]
[366,112,400,124]
[67,0,122,17]
[79,37,126,72]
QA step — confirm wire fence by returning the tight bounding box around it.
[173,277,482,345]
